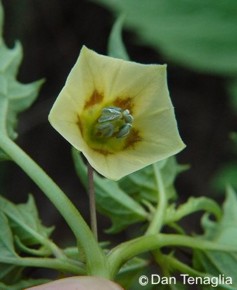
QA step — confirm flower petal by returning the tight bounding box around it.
[49,92,87,151]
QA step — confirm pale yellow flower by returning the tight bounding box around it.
[49,46,185,180]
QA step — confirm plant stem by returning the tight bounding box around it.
[87,162,98,241]
[146,164,167,235]
[0,256,85,275]
[107,233,236,277]
[0,136,108,278]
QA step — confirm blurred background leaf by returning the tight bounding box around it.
[107,15,129,60]
[92,0,237,75]
[212,132,237,192]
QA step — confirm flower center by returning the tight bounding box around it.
[95,106,133,139]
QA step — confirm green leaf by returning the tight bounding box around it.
[0,265,23,285]
[0,279,50,290]
[108,15,129,60]
[0,1,3,38]
[193,187,237,287]
[165,196,222,225]
[0,211,22,284]
[14,236,51,257]
[0,2,43,141]
[213,163,237,192]
[0,264,17,280]
[212,132,237,192]
[93,0,237,75]
[72,149,148,233]
[0,195,54,247]
[119,157,187,203]
[228,79,237,112]
[115,257,148,289]
[0,149,10,161]
[0,212,17,257]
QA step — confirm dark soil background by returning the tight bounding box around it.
[0,0,235,281]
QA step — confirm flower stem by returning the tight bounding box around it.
[0,136,108,278]
[146,163,167,235]
[87,162,98,240]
